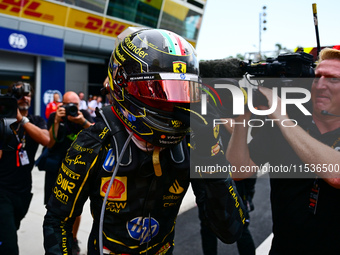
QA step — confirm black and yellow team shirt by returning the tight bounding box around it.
[43,110,244,255]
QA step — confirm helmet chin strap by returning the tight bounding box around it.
[152,146,162,177]
[127,129,163,177]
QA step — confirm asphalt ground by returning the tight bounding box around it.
[174,175,272,255]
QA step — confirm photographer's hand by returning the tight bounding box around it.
[68,111,92,128]
[258,86,289,122]
[226,110,256,180]
[16,108,23,123]
[47,106,65,148]
[15,108,50,146]
[55,105,66,123]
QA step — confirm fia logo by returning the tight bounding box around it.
[43,90,62,105]
[103,148,115,172]
[8,33,27,49]
[127,217,159,244]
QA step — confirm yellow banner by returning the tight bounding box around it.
[0,0,132,37]
[67,8,129,36]
[140,0,162,10]
[163,0,189,21]
[0,0,68,25]
[0,0,197,46]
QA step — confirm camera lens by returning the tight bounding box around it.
[11,83,31,99]
[68,104,78,117]
[62,103,78,117]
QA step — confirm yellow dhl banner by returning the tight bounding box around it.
[67,8,128,36]
[140,0,162,10]
[0,0,132,37]
[163,0,189,21]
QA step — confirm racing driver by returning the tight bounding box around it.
[43,28,245,255]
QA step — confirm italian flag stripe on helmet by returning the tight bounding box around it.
[159,30,185,56]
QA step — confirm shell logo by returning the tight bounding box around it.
[100,176,127,201]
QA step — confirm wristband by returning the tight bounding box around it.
[20,116,29,126]
[82,119,88,127]
[52,123,59,142]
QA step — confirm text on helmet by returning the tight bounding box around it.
[125,37,149,58]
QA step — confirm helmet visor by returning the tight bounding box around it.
[126,80,201,103]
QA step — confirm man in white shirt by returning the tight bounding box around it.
[88,95,102,121]
[78,91,87,110]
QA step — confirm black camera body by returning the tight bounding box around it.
[240,52,315,79]
[0,82,32,150]
[239,52,315,108]
[61,103,78,117]
[0,96,18,150]
[11,82,31,99]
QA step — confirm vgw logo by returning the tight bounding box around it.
[200,84,312,127]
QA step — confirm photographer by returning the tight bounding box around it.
[0,81,50,255]
[227,48,340,254]
[43,91,93,255]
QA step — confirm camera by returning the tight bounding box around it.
[239,52,315,107]
[0,82,33,150]
[0,96,18,150]
[200,52,315,119]
[10,82,31,99]
[61,103,78,117]
[240,52,315,79]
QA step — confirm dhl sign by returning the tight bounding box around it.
[0,0,132,37]
[68,8,126,36]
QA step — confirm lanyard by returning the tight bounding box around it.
[11,124,27,167]
[308,133,340,215]
[331,136,340,149]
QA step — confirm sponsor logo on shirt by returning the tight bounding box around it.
[127,216,159,244]
[100,176,128,213]
[103,148,115,172]
[100,176,127,201]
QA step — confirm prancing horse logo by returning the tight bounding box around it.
[173,61,187,73]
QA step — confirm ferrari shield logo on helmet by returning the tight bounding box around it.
[173,61,187,73]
